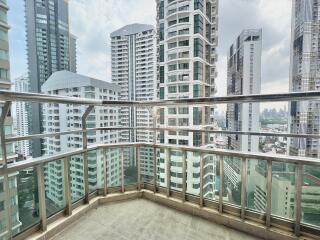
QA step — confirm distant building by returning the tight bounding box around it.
[289,0,320,158]
[42,71,120,206]
[70,34,77,73]
[25,0,77,157]
[111,23,156,181]
[14,74,31,157]
[226,29,262,153]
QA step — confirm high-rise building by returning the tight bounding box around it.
[41,71,120,206]
[225,29,262,200]
[226,29,262,153]
[25,0,77,157]
[70,34,77,73]
[156,0,219,197]
[0,0,21,237]
[14,74,31,157]
[111,23,156,182]
[289,0,320,158]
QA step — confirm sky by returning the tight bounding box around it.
[8,0,292,110]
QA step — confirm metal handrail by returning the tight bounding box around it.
[2,142,320,175]
[1,90,320,106]
[5,127,320,143]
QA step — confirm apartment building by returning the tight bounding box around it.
[41,71,120,206]
[156,0,219,198]
[14,74,30,157]
[25,0,77,157]
[111,23,156,182]
[226,29,262,153]
[289,0,320,158]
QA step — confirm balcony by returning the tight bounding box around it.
[0,90,320,240]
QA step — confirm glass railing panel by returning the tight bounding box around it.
[140,146,154,185]
[87,150,101,193]
[106,148,121,188]
[69,154,85,203]
[123,147,137,186]
[44,159,66,217]
[301,165,320,227]
[157,148,166,188]
[186,151,200,197]
[223,156,241,206]
[170,150,183,192]
[202,153,219,201]
[246,159,267,213]
[271,162,296,220]
[11,167,40,236]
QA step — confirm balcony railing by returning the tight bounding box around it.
[0,90,320,240]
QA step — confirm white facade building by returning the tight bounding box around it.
[156,0,219,198]
[289,0,320,158]
[226,29,262,153]
[14,74,30,157]
[41,71,120,206]
[111,23,156,182]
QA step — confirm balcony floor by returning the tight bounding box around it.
[50,199,261,240]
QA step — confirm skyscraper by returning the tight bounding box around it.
[42,71,120,206]
[0,0,21,237]
[285,0,320,223]
[14,74,31,157]
[25,0,77,157]
[156,0,219,197]
[226,29,262,153]
[111,23,156,181]
[70,34,77,73]
[289,0,320,158]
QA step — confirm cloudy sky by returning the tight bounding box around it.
[8,0,292,108]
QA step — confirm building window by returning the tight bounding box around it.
[193,61,203,81]
[0,68,9,80]
[160,45,164,62]
[179,40,189,47]
[160,87,165,99]
[160,108,164,124]
[0,49,8,60]
[159,1,164,20]
[178,63,189,70]
[168,64,177,71]
[179,85,189,93]
[0,28,8,42]
[168,42,177,49]
[193,107,202,125]
[160,66,165,83]
[194,38,203,58]
[194,0,204,12]
[194,14,203,35]
[178,107,188,114]
[168,86,177,93]
[159,23,164,41]
[0,9,7,23]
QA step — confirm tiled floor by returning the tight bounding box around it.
[51,199,261,240]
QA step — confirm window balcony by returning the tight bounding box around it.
[0,90,320,239]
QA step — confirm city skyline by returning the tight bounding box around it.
[0,0,319,239]
[8,0,291,104]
